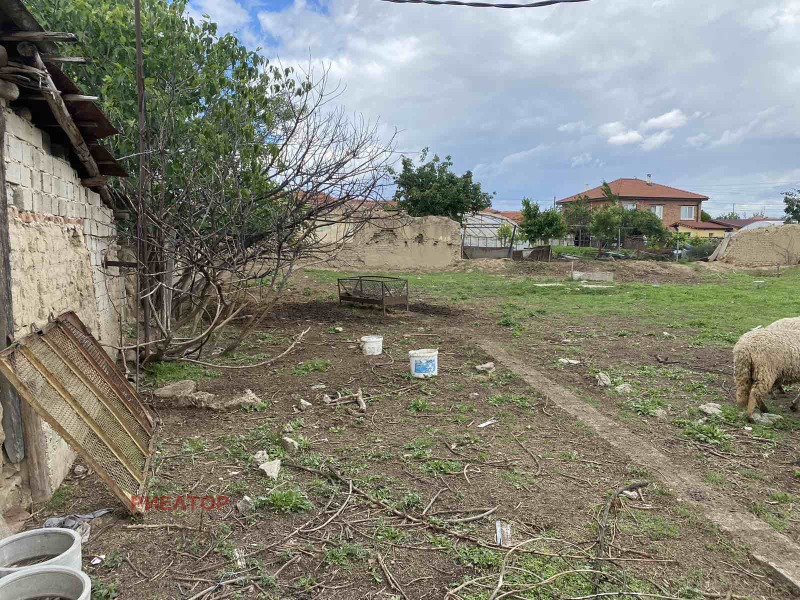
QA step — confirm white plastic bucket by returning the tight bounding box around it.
[0,566,91,599]
[409,349,438,378]
[0,528,81,578]
[360,335,383,356]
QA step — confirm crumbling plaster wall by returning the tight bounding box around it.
[0,108,125,516]
[718,225,800,267]
[333,214,462,270]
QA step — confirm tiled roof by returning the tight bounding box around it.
[672,220,730,230]
[709,217,773,229]
[557,178,708,204]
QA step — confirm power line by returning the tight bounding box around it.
[377,0,588,8]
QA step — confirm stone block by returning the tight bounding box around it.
[5,161,21,185]
[18,165,31,188]
[6,138,23,163]
[40,173,52,194]
[12,187,32,212]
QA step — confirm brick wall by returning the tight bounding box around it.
[0,107,126,517]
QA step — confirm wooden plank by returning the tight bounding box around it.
[0,105,25,464]
[0,32,77,42]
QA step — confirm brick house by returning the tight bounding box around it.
[556,177,709,229]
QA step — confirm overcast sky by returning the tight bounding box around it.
[188,0,800,217]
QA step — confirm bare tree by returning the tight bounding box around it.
[123,65,397,361]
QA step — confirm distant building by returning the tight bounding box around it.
[709,216,785,231]
[671,220,731,238]
[556,177,709,229]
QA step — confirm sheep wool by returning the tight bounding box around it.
[733,328,800,415]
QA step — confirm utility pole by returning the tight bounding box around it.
[134,0,149,384]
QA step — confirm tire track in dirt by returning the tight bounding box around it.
[479,337,800,593]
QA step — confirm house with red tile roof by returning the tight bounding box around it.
[556,177,709,232]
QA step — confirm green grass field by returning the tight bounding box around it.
[309,267,800,347]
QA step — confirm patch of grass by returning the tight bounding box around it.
[704,471,726,485]
[456,546,503,569]
[397,491,423,511]
[621,513,680,541]
[46,483,73,511]
[324,542,367,568]
[674,418,732,450]
[256,488,312,513]
[182,438,206,453]
[90,578,119,600]
[421,459,462,475]
[624,396,664,417]
[408,397,431,413]
[488,394,532,409]
[293,360,332,376]
[146,361,219,386]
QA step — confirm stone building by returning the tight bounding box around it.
[0,1,127,531]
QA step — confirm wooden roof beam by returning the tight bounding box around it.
[17,42,112,204]
[0,32,77,43]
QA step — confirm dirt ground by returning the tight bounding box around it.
[26,267,799,599]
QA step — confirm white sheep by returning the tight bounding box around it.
[767,317,800,396]
[734,327,800,415]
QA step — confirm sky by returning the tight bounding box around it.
[187,0,800,218]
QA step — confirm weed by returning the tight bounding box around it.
[375,521,408,543]
[293,360,331,376]
[704,471,726,485]
[182,438,206,453]
[397,491,423,511]
[324,542,367,568]
[408,397,431,413]
[624,396,664,417]
[488,394,532,409]
[456,546,503,569]
[46,483,73,511]
[674,418,731,449]
[422,459,462,475]
[90,578,119,599]
[257,488,312,513]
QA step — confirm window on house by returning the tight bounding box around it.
[681,205,696,220]
[622,202,637,210]
[650,205,664,219]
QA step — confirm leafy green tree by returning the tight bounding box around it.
[519,199,567,244]
[392,149,493,223]
[562,195,592,229]
[701,210,712,222]
[590,206,667,247]
[496,222,514,246]
[785,190,800,223]
[716,211,741,220]
[600,181,619,203]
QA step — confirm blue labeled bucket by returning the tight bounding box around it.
[409,349,438,378]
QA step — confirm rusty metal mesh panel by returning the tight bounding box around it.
[44,327,150,450]
[0,314,154,512]
[59,314,151,431]
[9,350,142,495]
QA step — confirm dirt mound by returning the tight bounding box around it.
[716,224,800,267]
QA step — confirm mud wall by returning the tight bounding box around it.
[1,108,125,519]
[717,225,800,267]
[332,214,462,270]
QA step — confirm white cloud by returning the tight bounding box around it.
[686,133,710,147]
[641,130,674,151]
[570,153,594,167]
[640,109,688,131]
[559,121,588,133]
[188,0,250,30]
[608,130,644,146]
[598,122,628,137]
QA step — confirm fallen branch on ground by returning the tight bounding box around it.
[178,327,310,370]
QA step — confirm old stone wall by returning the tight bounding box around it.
[332,214,462,270]
[0,108,125,517]
[717,225,800,267]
